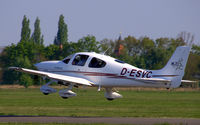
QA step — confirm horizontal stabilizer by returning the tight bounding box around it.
[135,78,171,84]
[181,80,198,83]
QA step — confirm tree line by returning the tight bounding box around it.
[0,15,200,87]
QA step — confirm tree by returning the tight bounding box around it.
[31,17,43,45]
[177,31,194,45]
[76,35,100,52]
[44,44,60,60]
[123,36,140,56]
[100,38,115,55]
[30,17,45,63]
[54,14,68,46]
[19,74,33,88]
[20,15,31,42]
[41,35,44,45]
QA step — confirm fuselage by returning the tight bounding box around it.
[34,52,171,88]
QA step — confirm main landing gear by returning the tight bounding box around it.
[40,81,57,95]
[40,81,77,99]
[104,88,123,101]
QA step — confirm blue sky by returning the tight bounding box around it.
[0,0,200,46]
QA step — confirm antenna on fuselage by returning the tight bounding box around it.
[102,47,110,55]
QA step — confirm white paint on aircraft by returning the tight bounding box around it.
[10,46,193,100]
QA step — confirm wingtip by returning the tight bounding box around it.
[89,82,95,86]
[9,67,22,71]
[9,67,17,70]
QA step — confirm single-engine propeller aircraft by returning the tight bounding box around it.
[10,46,192,100]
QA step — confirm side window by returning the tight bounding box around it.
[89,57,106,68]
[72,54,89,66]
[115,59,125,64]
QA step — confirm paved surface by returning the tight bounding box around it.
[0,116,200,125]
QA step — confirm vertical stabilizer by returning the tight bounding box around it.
[159,46,191,88]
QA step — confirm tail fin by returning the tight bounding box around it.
[159,46,191,88]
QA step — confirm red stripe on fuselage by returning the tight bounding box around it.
[49,70,118,76]
[46,70,178,79]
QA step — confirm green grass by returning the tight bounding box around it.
[0,87,199,118]
[0,123,122,125]
[0,123,176,125]
[0,123,128,125]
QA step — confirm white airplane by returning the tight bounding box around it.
[10,46,192,100]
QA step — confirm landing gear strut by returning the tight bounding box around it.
[40,81,57,95]
[104,88,123,101]
[59,84,77,99]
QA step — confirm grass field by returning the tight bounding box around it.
[0,87,199,118]
[0,123,175,125]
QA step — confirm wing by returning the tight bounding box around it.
[9,67,94,86]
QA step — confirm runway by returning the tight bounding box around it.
[0,116,200,125]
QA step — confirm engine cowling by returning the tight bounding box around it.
[59,89,77,99]
[40,85,57,95]
[104,91,123,101]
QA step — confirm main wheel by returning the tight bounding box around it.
[61,97,68,99]
[107,98,114,101]
[43,93,49,95]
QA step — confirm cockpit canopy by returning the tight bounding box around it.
[62,53,106,68]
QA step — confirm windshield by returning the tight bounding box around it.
[62,54,74,64]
